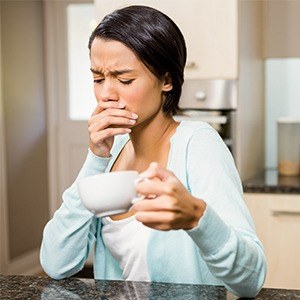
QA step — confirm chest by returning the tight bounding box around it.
[111,141,171,173]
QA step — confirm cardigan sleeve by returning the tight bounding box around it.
[40,149,112,279]
[185,127,267,298]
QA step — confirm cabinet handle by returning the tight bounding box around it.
[271,210,300,217]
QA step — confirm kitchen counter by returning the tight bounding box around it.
[1,275,300,299]
[243,168,300,194]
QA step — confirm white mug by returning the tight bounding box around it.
[78,171,143,217]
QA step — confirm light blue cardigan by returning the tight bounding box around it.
[40,121,267,297]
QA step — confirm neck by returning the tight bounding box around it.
[129,111,178,161]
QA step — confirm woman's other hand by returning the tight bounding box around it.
[132,162,206,231]
[88,101,138,157]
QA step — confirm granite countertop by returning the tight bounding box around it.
[243,168,300,194]
[1,275,300,300]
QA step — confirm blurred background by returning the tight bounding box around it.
[0,0,299,289]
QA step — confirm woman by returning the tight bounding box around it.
[40,5,266,297]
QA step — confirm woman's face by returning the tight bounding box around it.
[89,38,172,124]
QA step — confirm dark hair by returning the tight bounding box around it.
[88,5,186,116]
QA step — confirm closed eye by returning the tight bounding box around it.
[93,79,104,84]
[119,79,134,85]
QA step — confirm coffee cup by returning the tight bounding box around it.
[77,171,142,217]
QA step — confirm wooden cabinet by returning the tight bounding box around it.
[94,0,238,79]
[264,1,300,58]
[244,193,300,289]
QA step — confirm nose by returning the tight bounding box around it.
[98,79,119,102]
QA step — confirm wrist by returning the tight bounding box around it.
[89,145,110,158]
[191,198,207,229]
[88,148,111,159]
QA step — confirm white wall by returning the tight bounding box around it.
[265,58,300,168]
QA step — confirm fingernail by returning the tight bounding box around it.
[118,101,126,108]
[131,113,138,119]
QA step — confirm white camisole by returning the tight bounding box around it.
[101,215,151,281]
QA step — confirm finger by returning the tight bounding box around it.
[100,108,138,120]
[98,100,126,110]
[132,196,180,212]
[136,178,179,197]
[89,108,138,126]
[140,162,174,182]
[135,211,178,229]
[89,116,136,133]
[90,127,131,144]
[137,221,172,231]
[90,100,126,116]
[91,102,104,117]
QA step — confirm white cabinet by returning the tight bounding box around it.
[94,0,238,79]
[244,193,300,289]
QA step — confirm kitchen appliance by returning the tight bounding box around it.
[174,79,237,157]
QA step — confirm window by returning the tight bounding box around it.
[265,58,300,168]
[67,3,98,120]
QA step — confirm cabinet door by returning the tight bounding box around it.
[94,0,238,79]
[245,193,300,289]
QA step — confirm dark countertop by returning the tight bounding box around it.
[1,275,300,300]
[243,168,300,194]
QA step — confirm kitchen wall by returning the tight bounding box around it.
[0,0,49,273]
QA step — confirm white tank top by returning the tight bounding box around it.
[101,215,151,281]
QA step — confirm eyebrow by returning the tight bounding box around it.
[90,68,134,76]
